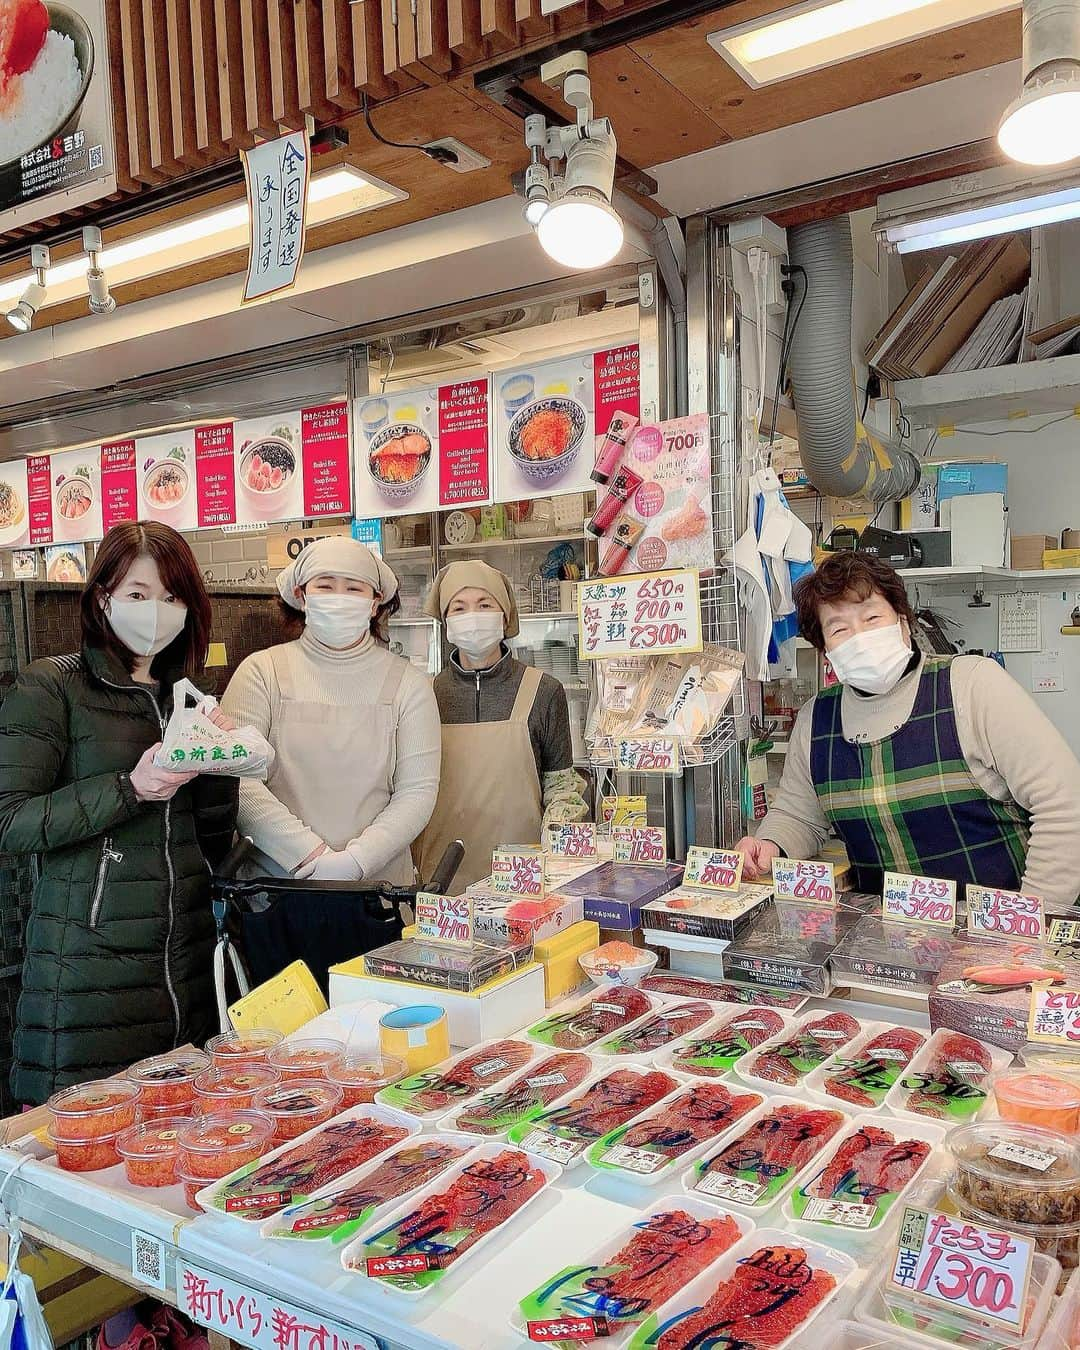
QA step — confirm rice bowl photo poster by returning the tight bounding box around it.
[233,411,304,527]
[0,458,30,549]
[137,430,198,532]
[493,345,640,503]
[354,386,440,519]
[50,445,102,544]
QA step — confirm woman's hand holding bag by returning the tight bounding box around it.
[153,680,274,778]
[130,744,199,801]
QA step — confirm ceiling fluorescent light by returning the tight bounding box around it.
[886,182,1080,250]
[0,165,405,314]
[709,0,1019,88]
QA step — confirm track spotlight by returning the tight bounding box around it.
[83,226,116,315]
[5,244,50,334]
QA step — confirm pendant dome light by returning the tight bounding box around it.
[999,0,1080,166]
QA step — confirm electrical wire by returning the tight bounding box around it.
[362,93,458,165]
[955,410,1073,437]
[767,264,809,445]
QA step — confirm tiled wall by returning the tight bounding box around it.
[187,528,282,585]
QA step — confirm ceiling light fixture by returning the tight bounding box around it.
[709,0,1019,87]
[998,0,1080,166]
[5,244,50,333]
[83,225,115,315]
[519,51,625,271]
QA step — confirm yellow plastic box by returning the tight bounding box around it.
[1044,549,1080,569]
[534,920,599,1005]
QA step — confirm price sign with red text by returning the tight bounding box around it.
[491,848,546,898]
[1028,986,1080,1045]
[966,887,1044,941]
[882,872,957,928]
[616,739,681,774]
[578,570,702,660]
[545,822,598,860]
[612,826,666,866]
[415,892,473,945]
[771,859,837,907]
[888,1208,1034,1331]
[683,847,744,894]
[526,1317,610,1343]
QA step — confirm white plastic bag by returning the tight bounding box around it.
[0,1235,53,1350]
[153,679,274,779]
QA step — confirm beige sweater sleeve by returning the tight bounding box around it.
[755,702,831,860]
[220,654,325,872]
[953,657,1080,908]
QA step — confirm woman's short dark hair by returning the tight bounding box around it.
[794,551,917,651]
[81,522,212,677]
[276,592,402,646]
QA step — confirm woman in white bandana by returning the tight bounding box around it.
[221,538,441,894]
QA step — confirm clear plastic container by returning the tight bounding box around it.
[116,1118,186,1187]
[179,1172,206,1211]
[177,1110,274,1183]
[139,1100,196,1123]
[1032,1261,1080,1349]
[625,1226,856,1350]
[437,1050,595,1140]
[884,1028,1012,1124]
[593,998,718,1058]
[267,1038,346,1081]
[327,1053,407,1109]
[733,1009,869,1093]
[193,1064,281,1114]
[48,1129,123,1173]
[206,1028,283,1068]
[375,1038,536,1119]
[525,985,658,1050]
[48,1080,140,1140]
[640,973,808,1011]
[127,1050,211,1109]
[992,1069,1080,1134]
[578,940,658,986]
[948,1121,1080,1228]
[804,1023,929,1115]
[251,1080,343,1143]
[652,1005,792,1080]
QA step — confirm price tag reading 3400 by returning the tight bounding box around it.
[882,873,957,928]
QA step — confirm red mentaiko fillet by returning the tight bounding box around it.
[672,1009,786,1078]
[655,1245,836,1349]
[824,1027,925,1109]
[549,987,652,1050]
[455,1052,592,1136]
[640,977,805,1010]
[699,1105,844,1199]
[401,1039,533,1114]
[542,1070,677,1142]
[606,1002,715,1054]
[748,1012,860,1086]
[619,1083,761,1161]
[904,1033,994,1120]
[812,1124,931,1205]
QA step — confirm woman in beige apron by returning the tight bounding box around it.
[419,561,588,893]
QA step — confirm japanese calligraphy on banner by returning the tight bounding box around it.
[683,847,744,893]
[545,822,598,860]
[1028,987,1080,1045]
[242,130,311,303]
[178,1263,378,1350]
[578,570,703,659]
[415,893,473,944]
[966,887,1045,941]
[771,859,837,907]
[354,382,491,519]
[491,848,546,898]
[888,1208,1034,1332]
[615,739,681,774]
[612,826,666,865]
[493,345,640,503]
[882,873,957,928]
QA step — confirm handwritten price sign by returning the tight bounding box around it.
[545,822,598,860]
[683,846,744,894]
[1028,987,1080,1044]
[889,1208,1034,1331]
[491,848,546,898]
[578,570,702,660]
[882,872,957,928]
[771,859,836,907]
[966,887,1044,940]
[616,739,681,774]
[612,826,666,865]
[414,892,473,944]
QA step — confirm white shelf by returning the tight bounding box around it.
[901,566,1080,591]
[383,546,431,560]
[440,532,583,552]
[894,352,1080,429]
[518,611,577,622]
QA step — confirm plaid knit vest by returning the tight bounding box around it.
[809,657,1029,895]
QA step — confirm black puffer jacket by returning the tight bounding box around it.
[0,643,238,1104]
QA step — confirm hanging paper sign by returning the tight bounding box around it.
[355,386,440,519]
[50,447,103,544]
[966,887,1044,941]
[136,430,197,531]
[99,440,137,534]
[888,1207,1034,1332]
[234,412,303,526]
[415,893,474,945]
[771,859,837,907]
[545,822,598,860]
[615,739,681,774]
[882,873,957,928]
[612,827,666,866]
[623,413,715,573]
[301,402,351,517]
[491,848,546,898]
[1027,987,1080,1045]
[579,571,702,659]
[601,795,647,829]
[438,379,491,508]
[352,518,384,556]
[683,846,744,893]
[0,458,30,549]
[195,424,237,527]
[241,129,311,303]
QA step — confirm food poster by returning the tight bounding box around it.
[99,439,137,534]
[0,458,30,549]
[233,411,303,527]
[618,413,714,572]
[45,542,85,582]
[493,344,640,503]
[194,423,236,528]
[300,402,351,518]
[50,445,102,543]
[354,386,440,519]
[11,548,37,578]
[136,430,198,531]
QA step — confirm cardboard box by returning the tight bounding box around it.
[1044,549,1080,569]
[641,883,773,942]
[468,892,584,945]
[1011,534,1057,571]
[555,862,684,931]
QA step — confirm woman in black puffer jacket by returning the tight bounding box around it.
[0,522,237,1105]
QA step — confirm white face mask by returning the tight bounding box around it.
[447,611,504,660]
[106,597,187,658]
[827,621,913,695]
[304,593,373,649]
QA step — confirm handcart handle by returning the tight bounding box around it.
[212,840,465,900]
[426,839,465,896]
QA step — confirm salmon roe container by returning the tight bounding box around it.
[205,1028,283,1069]
[48,1130,123,1173]
[177,1111,274,1184]
[193,1065,281,1114]
[266,1038,345,1081]
[994,1070,1080,1134]
[327,1053,407,1108]
[127,1051,210,1109]
[116,1118,186,1187]
[251,1080,343,1143]
[48,1081,140,1141]
[139,1100,196,1123]
[179,1174,208,1211]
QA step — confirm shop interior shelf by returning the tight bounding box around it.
[893,351,1080,428]
[383,547,433,561]
[440,532,584,552]
[900,565,1080,591]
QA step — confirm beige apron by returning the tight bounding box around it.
[254,643,413,885]
[419,665,544,895]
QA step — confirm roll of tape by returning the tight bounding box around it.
[379,1004,449,1073]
